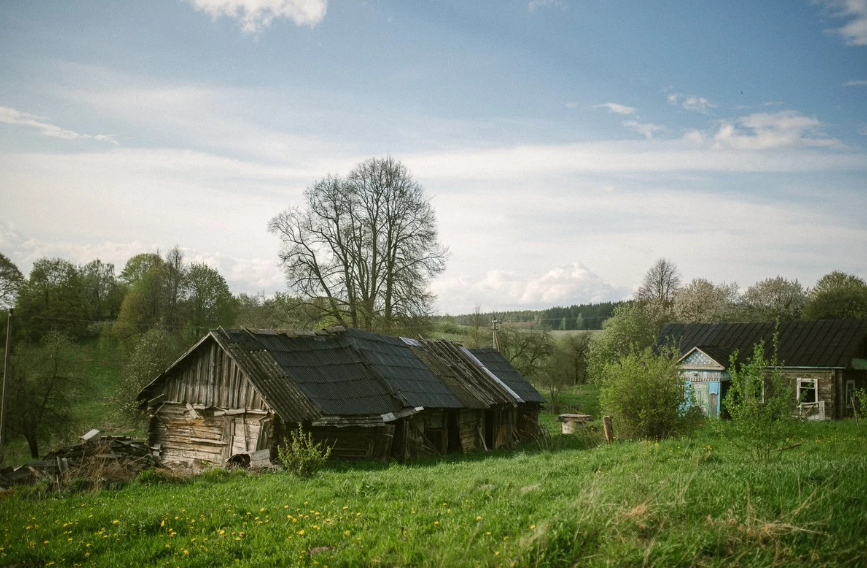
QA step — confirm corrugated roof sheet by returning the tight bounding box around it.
[659,319,867,369]
[341,329,464,409]
[468,348,547,403]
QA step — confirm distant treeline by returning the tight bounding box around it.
[440,301,624,330]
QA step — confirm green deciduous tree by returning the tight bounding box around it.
[184,263,238,337]
[114,327,182,424]
[803,271,867,320]
[538,332,592,407]
[269,157,447,333]
[16,258,87,340]
[588,302,664,384]
[5,332,84,458]
[599,346,697,440]
[235,292,321,330]
[0,252,23,309]
[723,336,795,460]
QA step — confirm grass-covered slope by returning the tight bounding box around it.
[1,421,866,567]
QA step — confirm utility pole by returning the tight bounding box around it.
[0,308,12,461]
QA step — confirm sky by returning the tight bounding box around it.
[1,0,865,315]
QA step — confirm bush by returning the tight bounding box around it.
[599,346,699,440]
[277,424,332,477]
[723,336,795,460]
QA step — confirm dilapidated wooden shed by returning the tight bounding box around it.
[136,327,544,466]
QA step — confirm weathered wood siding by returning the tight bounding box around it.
[781,369,836,420]
[155,340,266,410]
[146,338,275,465]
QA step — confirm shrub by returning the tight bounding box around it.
[277,424,332,477]
[599,346,699,440]
[723,335,795,460]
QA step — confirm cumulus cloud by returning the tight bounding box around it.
[844,79,867,86]
[432,263,627,312]
[667,92,716,113]
[596,102,637,115]
[0,106,117,144]
[186,0,327,32]
[712,110,841,150]
[622,120,664,139]
[817,0,867,46]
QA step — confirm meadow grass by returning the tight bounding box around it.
[2,420,865,567]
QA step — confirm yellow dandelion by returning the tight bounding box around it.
[112,520,119,524]
[476,516,482,521]
[297,530,305,535]
[160,520,165,527]
[183,550,189,555]
[530,524,536,530]
[344,530,351,536]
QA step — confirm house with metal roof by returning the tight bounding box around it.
[137,327,545,466]
[658,319,867,420]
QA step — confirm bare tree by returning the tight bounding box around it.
[637,258,681,310]
[497,326,553,380]
[269,157,447,332]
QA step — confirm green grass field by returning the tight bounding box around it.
[2,418,866,567]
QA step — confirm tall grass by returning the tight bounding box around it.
[1,420,865,567]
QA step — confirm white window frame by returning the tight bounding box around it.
[846,380,856,409]
[797,378,818,405]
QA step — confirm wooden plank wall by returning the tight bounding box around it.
[157,340,266,410]
[149,403,270,465]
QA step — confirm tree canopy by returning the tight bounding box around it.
[803,271,867,320]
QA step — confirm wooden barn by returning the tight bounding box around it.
[136,327,545,466]
[659,319,867,420]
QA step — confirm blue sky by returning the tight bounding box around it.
[1,0,865,314]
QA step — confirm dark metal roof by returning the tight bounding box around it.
[468,348,547,403]
[340,329,464,409]
[659,319,867,369]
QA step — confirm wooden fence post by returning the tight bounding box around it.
[602,416,613,443]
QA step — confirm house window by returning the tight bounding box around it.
[797,378,818,405]
[846,380,856,409]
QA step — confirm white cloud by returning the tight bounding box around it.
[0,105,118,144]
[817,0,867,46]
[0,223,284,295]
[712,110,842,150]
[667,92,716,113]
[528,0,565,13]
[565,102,578,109]
[622,120,664,139]
[844,79,867,86]
[186,0,327,32]
[595,102,637,115]
[432,263,627,312]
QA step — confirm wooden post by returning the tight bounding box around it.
[0,309,13,461]
[602,415,613,443]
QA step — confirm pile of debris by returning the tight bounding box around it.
[0,429,160,489]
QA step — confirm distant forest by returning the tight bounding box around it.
[441,301,623,331]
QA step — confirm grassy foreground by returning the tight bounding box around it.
[1,421,866,567]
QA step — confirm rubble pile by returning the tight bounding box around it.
[0,429,160,489]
